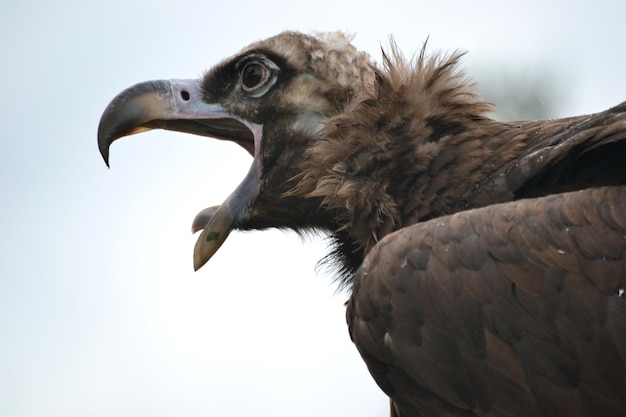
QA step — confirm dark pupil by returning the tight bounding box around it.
[242,64,264,88]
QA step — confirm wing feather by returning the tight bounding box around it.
[348,186,626,416]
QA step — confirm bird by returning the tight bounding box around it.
[98,31,626,417]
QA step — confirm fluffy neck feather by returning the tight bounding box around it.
[292,41,494,286]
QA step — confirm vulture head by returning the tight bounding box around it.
[99,31,492,278]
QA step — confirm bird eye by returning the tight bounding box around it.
[241,62,270,92]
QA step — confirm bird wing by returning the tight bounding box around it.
[348,186,626,417]
[477,101,626,203]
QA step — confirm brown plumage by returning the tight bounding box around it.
[98,31,626,416]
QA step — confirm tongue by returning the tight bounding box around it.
[192,206,219,233]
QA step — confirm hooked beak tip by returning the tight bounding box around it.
[100,146,111,168]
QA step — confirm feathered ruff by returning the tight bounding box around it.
[290,40,494,286]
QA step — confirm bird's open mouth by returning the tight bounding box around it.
[97,78,263,271]
[97,79,257,163]
[150,117,255,155]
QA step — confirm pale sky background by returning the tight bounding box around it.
[1,1,625,416]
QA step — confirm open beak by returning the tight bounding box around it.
[98,79,263,270]
[98,79,255,165]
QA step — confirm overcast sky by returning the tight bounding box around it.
[2,1,625,416]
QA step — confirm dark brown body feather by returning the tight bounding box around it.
[98,32,626,417]
[348,186,626,416]
[295,46,626,288]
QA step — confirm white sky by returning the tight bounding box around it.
[1,1,625,416]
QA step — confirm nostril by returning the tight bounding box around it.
[181,90,190,101]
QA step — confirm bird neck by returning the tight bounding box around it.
[291,47,495,286]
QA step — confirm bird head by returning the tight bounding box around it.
[98,31,375,271]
